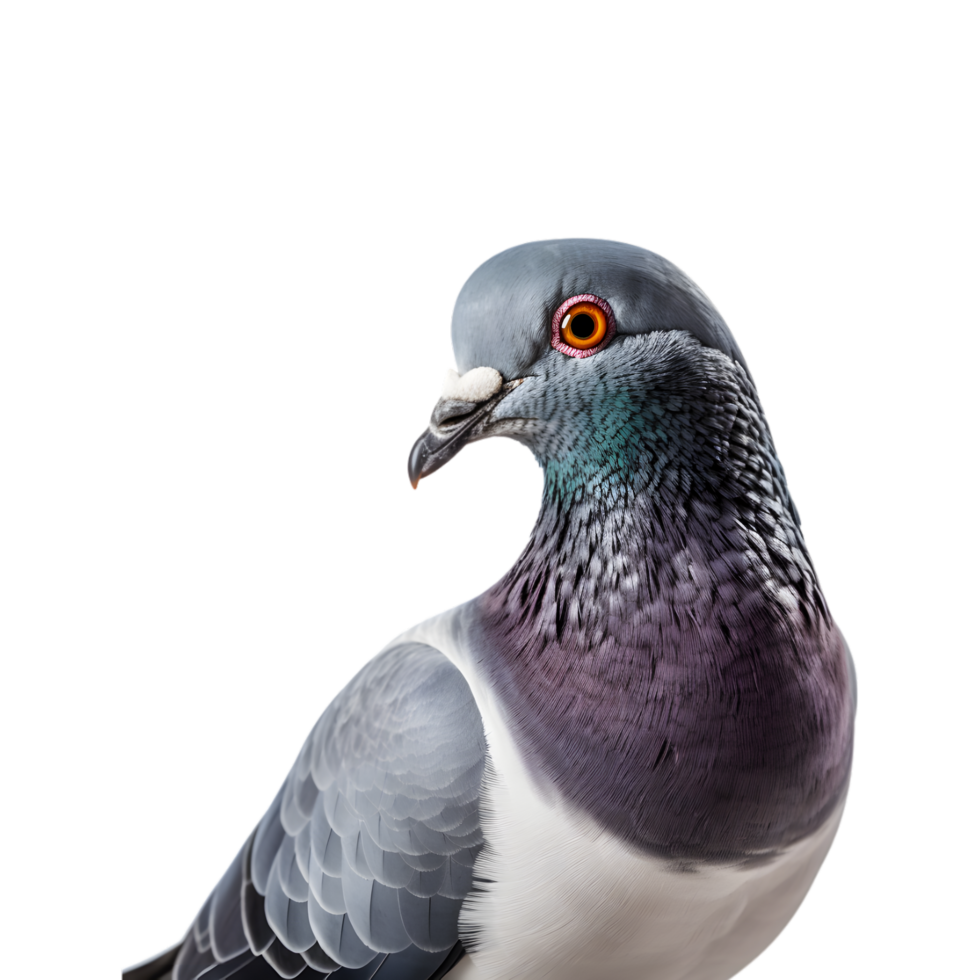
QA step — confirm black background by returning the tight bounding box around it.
[117,234,864,977]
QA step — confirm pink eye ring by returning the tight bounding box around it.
[551,294,616,358]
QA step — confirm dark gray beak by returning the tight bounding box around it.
[408,379,523,488]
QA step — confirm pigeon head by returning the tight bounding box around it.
[408,239,780,519]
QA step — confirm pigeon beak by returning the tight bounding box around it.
[408,372,524,488]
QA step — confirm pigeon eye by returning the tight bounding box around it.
[561,304,606,348]
[551,294,616,358]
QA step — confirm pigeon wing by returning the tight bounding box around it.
[140,641,486,980]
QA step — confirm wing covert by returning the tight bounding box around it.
[162,642,486,980]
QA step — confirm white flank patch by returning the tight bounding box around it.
[390,611,847,980]
[443,367,503,403]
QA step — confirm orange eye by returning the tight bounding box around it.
[551,294,616,358]
[560,302,607,349]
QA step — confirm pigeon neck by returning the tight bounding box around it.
[497,361,821,608]
[496,432,813,650]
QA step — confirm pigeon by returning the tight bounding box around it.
[125,239,855,980]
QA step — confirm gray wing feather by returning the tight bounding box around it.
[311,805,344,876]
[398,893,465,952]
[341,872,412,952]
[252,783,288,895]
[303,941,341,973]
[442,856,474,900]
[377,849,415,890]
[264,870,317,952]
[405,866,446,899]
[208,839,250,960]
[172,641,486,980]
[294,822,312,882]
[308,904,377,968]
[310,863,347,914]
[263,937,308,977]
[276,835,309,903]
[341,827,374,879]
[240,835,276,956]
[401,850,445,872]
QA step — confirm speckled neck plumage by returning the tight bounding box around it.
[473,332,854,862]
